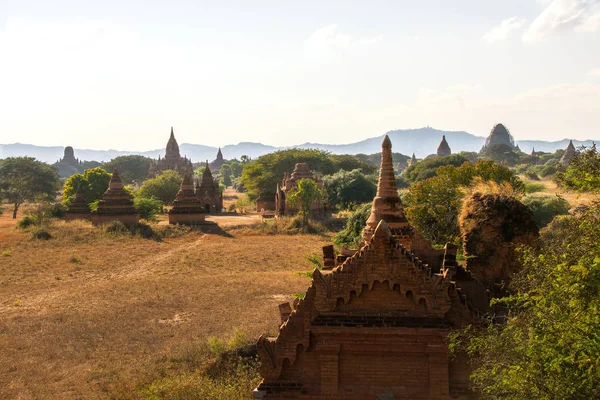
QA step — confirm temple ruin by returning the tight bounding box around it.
[254,136,484,399]
[209,147,225,171]
[91,167,139,226]
[148,127,193,178]
[65,191,91,221]
[480,123,519,152]
[275,163,327,217]
[436,135,451,157]
[560,140,576,166]
[195,161,223,214]
[169,168,206,225]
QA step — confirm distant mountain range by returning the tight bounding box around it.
[1,127,597,164]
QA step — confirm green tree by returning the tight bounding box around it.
[0,157,61,219]
[481,143,522,166]
[323,169,377,211]
[134,197,163,221]
[460,202,600,399]
[138,170,182,204]
[403,160,524,245]
[287,178,324,228]
[334,203,372,246]
[241,149,374,200]
[228,160,243,178]
[556,144,600,193]
[62,167,111,205]
[522,194,571,228]
[403,154,468,184]
[220,164,233,187]
[102,155,152,184]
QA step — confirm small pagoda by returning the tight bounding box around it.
[560,140,576,166]
[169,168,206,225]
[91,167,139,226]
[275,163,326,216]
[196,161,223,214]
[65,191,91,221]
[436,135,452,156]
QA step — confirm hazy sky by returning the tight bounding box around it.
[1,0,599,150]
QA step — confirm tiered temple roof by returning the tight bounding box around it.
[169,168,205,225]
[436,135,452,156]
[482,123,518,151]
[560,140,576,166]
[196,161,223,214]
[148,127,193,178]
[65,190,91,221]
[91,167,139,226]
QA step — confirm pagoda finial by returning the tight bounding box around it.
[362,136,409,242]
[170,126,174,138]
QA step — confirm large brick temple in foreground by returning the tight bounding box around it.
[254,136,485,400]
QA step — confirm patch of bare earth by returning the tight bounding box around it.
[0,211,328,399]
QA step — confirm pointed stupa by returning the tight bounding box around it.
[531,147,536,157]
[65,189,91,221]
[362,136,411,243]
[169,167,205,225]
[436,135,451,157]
[165,126,181,160]
[560,140,576,166]
[409,152,417,167]
[91,166,139,226]
[197,161,223,214]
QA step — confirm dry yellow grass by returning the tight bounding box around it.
[0,210,328,399]
[519,176,599,208]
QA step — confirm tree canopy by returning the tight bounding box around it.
[556,144,600,193]
[460,202,600,399]
[323,169,377,211]
[287,178,324,227]
[403,160,524,246]
[402,154,468,185]
[102,155,152,184]
[0,157,61,218]
[240,149,375,199]
[62,167,111,205]
[137,170,183,204]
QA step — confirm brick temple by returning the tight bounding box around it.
[65,190,91,221]
[275,163,327,217]
[148,127,193,178]
[91,167,139,226]
[169,168,206,225]
[254,136,481,400]
[195,161,223,214]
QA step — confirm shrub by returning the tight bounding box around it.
[524,170,540,180]
[524,182,546,194]
[334,203,371,246]
[17,216,35,229]
[103,220,129,234]
[522,194,571,228]
[131,222,162,241]
[134,197,163,221]
[32,228,52,240]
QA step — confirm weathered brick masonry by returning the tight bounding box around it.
[254,136,482,399]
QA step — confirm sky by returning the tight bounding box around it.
[0,0,599,150]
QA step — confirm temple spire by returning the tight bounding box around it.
[362,135,410,243]
[170,126,174,139]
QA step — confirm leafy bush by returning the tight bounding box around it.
[323,169,377,211]
[403,154,468,184]
[334,203,371,246]
[103,220,129,234]
[522,194,571,228]
[31,228,52,240]
[138,170,183,204]
[556,144,600,193]
[523,170,540,180]
[102,220,162,241]
[458,201,600,399]
[18,216,35,229]
[524,182,546,194]
[62,167,111,205]
[134,197,163,221]
[404,160,525,246]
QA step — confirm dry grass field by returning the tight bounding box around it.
[520,176,599,208]
[0,210,329,399]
